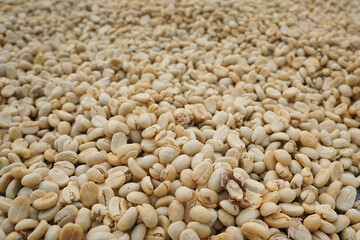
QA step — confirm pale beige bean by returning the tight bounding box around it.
[169,200,185,222]
[86,165,108,183]
[98,187,114,206]
[160,164,177,182]
[218,209,235,227]
[327,181,343,199]
[117,207,138,231]
[356,230,360,240]
[220,200,240,216]
[189,205,211,223]
[264,213,291,228]
[105,171,126,189]
[33,192,58,210]
[280,203,304,217]
[39,181,59,193]
[278,188,296,203]
[109,197,128,221]
[183,140,204,156]
[87,225,110,238]
[6,178,22,199]
[260,202,280,217]
[303,214,321,232]
[4,231,22,240]
[0,196,12,213]
[320,220,336,234]
[328,162,343,182]
[150,163,165,180]
[38,202,61,221]
[341,227,357,240]
[192,161,213,185]
[54,151,77,164]
[208,169,223,192]
[352,222,360,231]
[168,221,187,240]
[8,196,30,224]
[227,133,245,150]
[131,223,147,240]
[172,155,191,173]
[156,206,169,216]
[175,186,194,202]
[155,206,170,217]
[119,182,140,198]
[315,204,337,222]
[44,225,61,240]
[20,172,42,188]
[225,226,244,240]
[87,232,117,240]
[116,144,139,165]
[10,167,31,179]
[314,168,331,187]
[187,221,211,238]
[111,132,127,153]
[341,173,359,188]
[244,178,266,194]
[311,230,331,240]
[252,126,267,144]
[48,168,69,187]
[154,181,171,197]
[62,183,80,204]
[333,215,350,233]
[346,209,360,224]
[86,151,107,166]
[318,193,335,209]
[54,205,78,227]
[91,203,108,222]
[75,208,91,232]
[180,229,200,240]
[128,157,147,179]
[295,154,312,168]
[14,219,39,231]
[1,218,14,235]
[140,176,154,195]
[27,219,48,240]
[241,220,270,240]
[0,228,5,239]
[0,173,12,194]
[141,227,164,240]
[118,232,130,240]
[299,131,318,148]
[273,149,291,166]
[159,146,180,164]
[288,218,311,240]
[127,191,150,204]
[54,161,75,177]
[336,186,356,212]
[19,121,39,135]
[137,203,158,228]
[268,233,291,240]
[235,208,260,226]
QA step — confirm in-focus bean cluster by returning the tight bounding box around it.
[0,0,360,239]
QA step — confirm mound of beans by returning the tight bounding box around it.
[0,0,360,239]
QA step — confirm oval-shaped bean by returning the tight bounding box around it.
[80,182,98,207]
[8,196,30,224]
[137,203,158,228]
[117,207,138,231]
[59,223,83,240]
[189,205,211,223]
[33,192,59,210]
